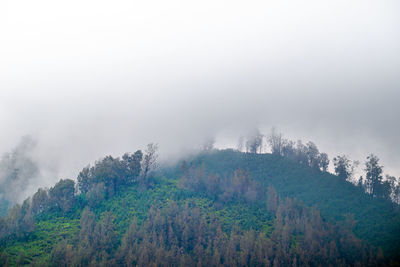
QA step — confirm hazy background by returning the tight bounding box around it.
[0,0,399,203]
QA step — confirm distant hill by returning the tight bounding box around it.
[0,149,399,266]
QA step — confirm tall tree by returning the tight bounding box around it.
[318,153,330,172]
[267,128,284,155]
[122,150,143,184]
[246,128,263,154]
[306,141,320,168]
[49,179,75,213]
[391,177,400,204]
[31,188,49,214]
[333,155,353,180]
[365,154,383,197]
[141,143,159,184]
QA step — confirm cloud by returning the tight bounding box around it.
[0,0,399,202]
[0,136,40,212]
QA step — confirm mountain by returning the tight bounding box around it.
[0,149,399,266]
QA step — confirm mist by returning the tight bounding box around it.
[1,0,400,203]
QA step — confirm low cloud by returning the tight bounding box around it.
[0,0,399,204]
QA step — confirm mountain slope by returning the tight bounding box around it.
[0,149,399,266]
[182,150,400,257]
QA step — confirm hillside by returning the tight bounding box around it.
[0,149,399,266]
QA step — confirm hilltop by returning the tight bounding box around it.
[0,149,399,266]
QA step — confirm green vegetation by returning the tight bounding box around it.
[0,149,399,266]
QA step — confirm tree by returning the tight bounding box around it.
[333,155,353,180]
[295,140,308,165]
[266,186,279,213]
[391,177,400,204]
[77,151,143,197]
[31,188,49,214]
[281,140,296,159]
[94,212,117,254]
[246,128,263,154]
[77,166,92,194]
[364,154,383,198]
[306,141,320,168]
[268,128,284,155]
[140,143,159,184]
[318,153,329,172]
[87,182,106,208]
[122,150,143,184]
[49,179,76,213]
[50,239,73,267]
[79,208,96,249]
[381,178,393,201]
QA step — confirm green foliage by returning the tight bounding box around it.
[49,179,76,213]
[77,151,143,198]
[2,217,79,266]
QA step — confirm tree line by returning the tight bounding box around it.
[0,144,158,245]
[238,128,400,204]
[48,186,382,266]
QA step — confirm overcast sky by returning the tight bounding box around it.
[0,0,399,200]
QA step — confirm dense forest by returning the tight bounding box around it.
[0,133,400,266]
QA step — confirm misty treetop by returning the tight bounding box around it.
[242,128,331,173]
[78,144,158,199]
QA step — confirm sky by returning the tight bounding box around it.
[0,0,399,202]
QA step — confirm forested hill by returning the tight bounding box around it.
[173,150,400,257]
[0,149,399,266]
